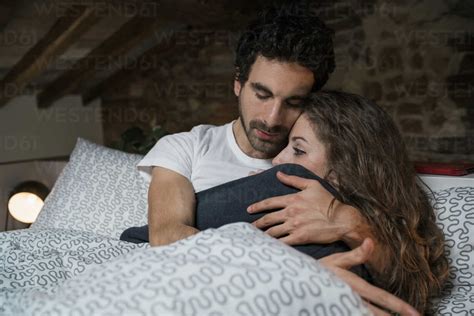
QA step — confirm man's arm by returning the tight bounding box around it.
[148,166,199,246]
[248,171,390,275]
[335,204,390,276]
[320,238,419,316]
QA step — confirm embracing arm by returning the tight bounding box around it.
[334,204,391,277]
[249,171,391,277]
[148,166,199,246]
[320,238,419,316]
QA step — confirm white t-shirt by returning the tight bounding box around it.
[137,120,273,192]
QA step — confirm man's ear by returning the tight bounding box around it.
[234,67,242,97]
[234,79,242,97]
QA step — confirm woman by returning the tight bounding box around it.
[269,91,449,312]
[197,90,449,312]
[122,91,448,312]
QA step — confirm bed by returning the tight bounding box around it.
[0,138,472,315]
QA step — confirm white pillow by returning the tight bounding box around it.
[432,187,474,287]
[31,138,149,238]
[430,187,474,313]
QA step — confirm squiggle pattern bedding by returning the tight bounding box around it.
[31,138,149,239]
[0,228,148,315]
[430,187,474,315]
[1,223,370,316]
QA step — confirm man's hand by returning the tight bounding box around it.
[247,171,360,245]
[247,171,389,275]
[320,239,419,316]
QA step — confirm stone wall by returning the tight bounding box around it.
[318,0,474,162]
[102,0,474,162]
[101,27,241,143]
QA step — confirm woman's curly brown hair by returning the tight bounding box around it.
[304,91,449,313]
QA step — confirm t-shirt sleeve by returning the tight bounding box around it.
[137,131,195,183]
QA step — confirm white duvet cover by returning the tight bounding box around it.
[0,223,370,316]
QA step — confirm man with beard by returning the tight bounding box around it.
[136,7,419,316]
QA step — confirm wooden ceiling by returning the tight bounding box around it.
[0,0,263,108]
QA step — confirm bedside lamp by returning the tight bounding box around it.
[7,181,49,225]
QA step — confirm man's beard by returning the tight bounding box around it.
[238,97,289,157]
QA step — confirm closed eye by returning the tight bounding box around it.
[285,101,303,108]
[256,94,270,100]
[293,147,306,156]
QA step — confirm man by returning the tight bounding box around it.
[137,8,419,316]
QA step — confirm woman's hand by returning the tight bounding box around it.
[247,171,359,245]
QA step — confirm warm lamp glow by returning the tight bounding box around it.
[6,181,49,227]
[8,192,44,224]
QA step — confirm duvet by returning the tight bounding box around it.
[0,223,370,316]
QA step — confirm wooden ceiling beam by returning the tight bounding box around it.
[0,0,20,31]
[77,0,258,105]
[80,12,249,105]
[96,0,234,25]
[81,32,181,105]
[37,16,163,108]
[0,5,100,108]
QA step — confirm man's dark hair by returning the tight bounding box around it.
[234,6,335,91]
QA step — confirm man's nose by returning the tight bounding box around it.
[264,100,284,128]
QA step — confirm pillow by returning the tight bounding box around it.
[431,285,473,315]
[31,138,149,238]
[430,187,474,314]
[7,223,371,316]
[432,187,474,287]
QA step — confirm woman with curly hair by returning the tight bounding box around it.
[258,90,449,312]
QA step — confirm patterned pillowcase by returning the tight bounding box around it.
[431,285,473,315]
[432,187,474,287]
[31,138,149,239]
[430,186,474,315]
